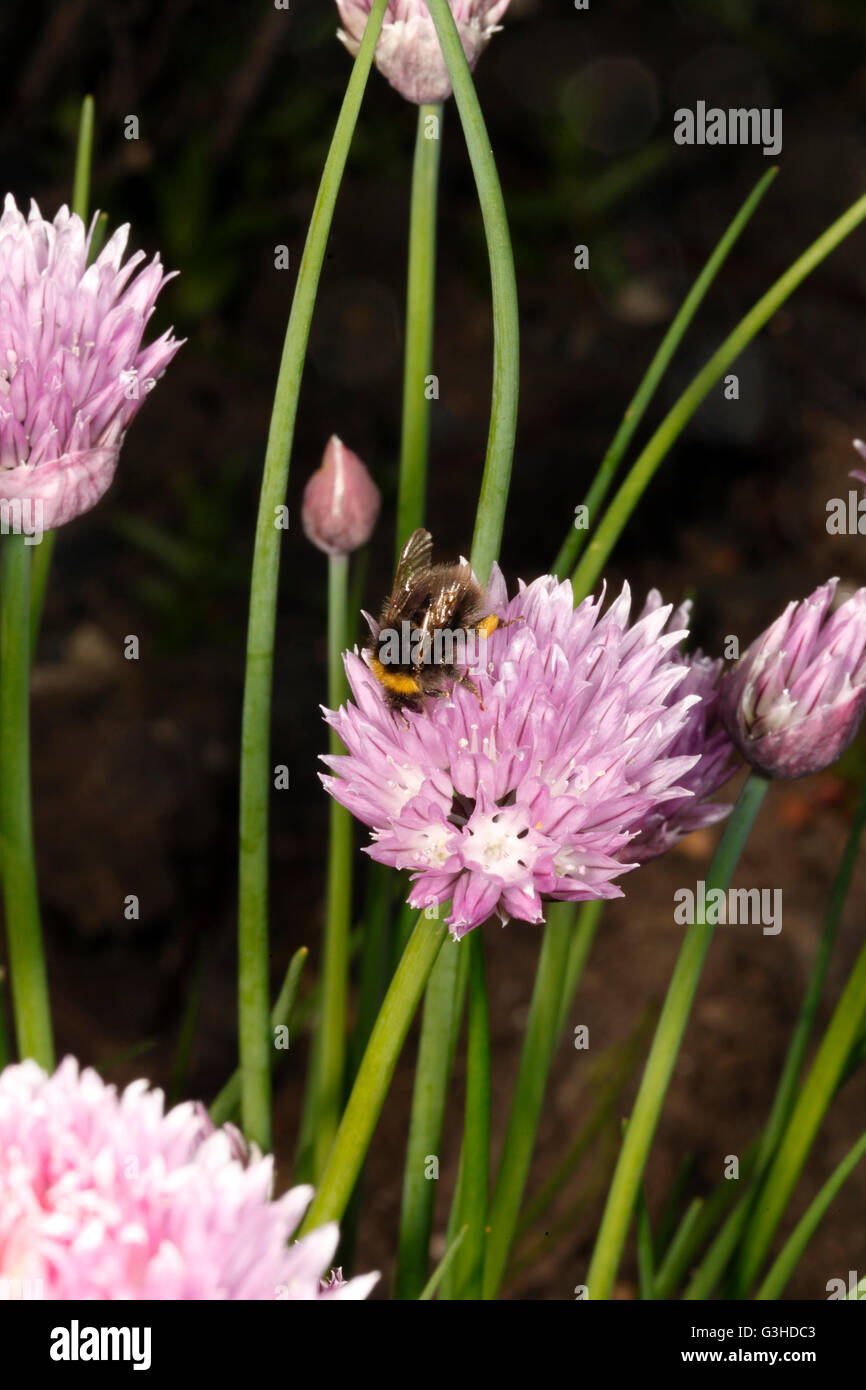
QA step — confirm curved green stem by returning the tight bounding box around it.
[424,0,519,584]
[396,103,443,557]
[209,946,308,1127]
[1,536,53,1067]
[394,933,466,1300]
[483,900,577,1298]
[551,168,777,579]
[555,897,603,1038]
[237,0,388,1151]
[300,911,447,1234]
[453,931,491,1298]
[419,1225,467,1300]
[572,188,866,602]
[314,555,353,1178]
[585,772,769,1299]
[439,1141,466,1300]
[755,1128,866,1300]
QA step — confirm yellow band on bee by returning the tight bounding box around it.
[370,656,422,695]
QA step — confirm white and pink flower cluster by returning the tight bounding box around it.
[0,1058,377,1300]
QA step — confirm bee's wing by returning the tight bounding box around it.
[425,564,474,632]
[385,528,434,623]
[393,528,433,593]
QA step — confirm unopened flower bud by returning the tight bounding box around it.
[719,579,866,779]
[302,436,381,557]
[335,1,511,106]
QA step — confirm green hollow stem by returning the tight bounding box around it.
[394,932,467,1300]
[636,1185,655,1300]
[0,973,9,1068]
[453,931,491,1299]
[651,1198,704,1299]
[209,946,308,1127]
[237,0,388,1152]
[485,898,601,1289]
[483,900,577,1299]
[296,553,357,1185]
[678,1153,760,1300]
[30,94,95,656]
[585,772,770,1300]
[348,862,394,1081]
[555,898,603,1039]
[754,1127,866,1300]
[331,864,394,1272]
[0,536,53,1067]
[28,534,56,659]
[419,1226,467,1301]
[571,187,866,603]
[551,168,777,579]
[439,1142,466,1300]
[737,923,866,1291]
[424,0,519,585]
[313,554,353,1179]
[395,103,443,558]
[652,1156,694,1262]
[299,911,447,1234]
[168,936,207,1107]
[72,93,95,217]
[516,1004,655,1243]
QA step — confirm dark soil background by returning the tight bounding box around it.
[3,0,866,1298]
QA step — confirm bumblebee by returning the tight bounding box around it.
[366,528,510,715]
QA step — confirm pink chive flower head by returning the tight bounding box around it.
[628,593,736,863]
[302,435,381,557]
[719,579,866,780]
[0,196,180,532]
[321,570,714,936]
[335,1,511,105]
[0,1058,378,1300]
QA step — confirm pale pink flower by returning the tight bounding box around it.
[336,1,511,104]
[0,1058,377,1300]
[0,196,180,532]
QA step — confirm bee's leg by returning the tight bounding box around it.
[475,613,524,639]
[456,672,485,711]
